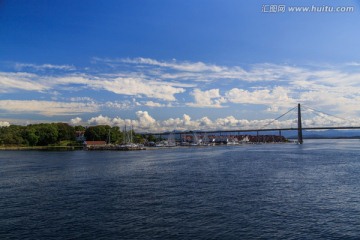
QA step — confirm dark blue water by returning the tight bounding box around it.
[1,140,360,239]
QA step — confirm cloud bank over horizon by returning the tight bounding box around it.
[67,108,359,133]
[1,57,360,130]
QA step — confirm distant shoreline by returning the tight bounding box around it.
[1,138,359,151]
[0,146,83,151]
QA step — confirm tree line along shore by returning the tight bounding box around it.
[0,123,291,150]
[0,123,150,149]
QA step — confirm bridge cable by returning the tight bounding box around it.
[260,106,297,130]
[302,105,348,122]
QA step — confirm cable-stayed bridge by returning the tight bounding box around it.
[148,104,360,144]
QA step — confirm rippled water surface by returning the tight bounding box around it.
[1,140,360,239]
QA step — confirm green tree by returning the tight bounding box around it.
[34,123,59,146]
[0,125,25,145]
[133,133,145,143]
[84,125,111,141]
[56,123,75,141]
[22,126,39,146]
[145,134,157,142]
[74,125,85,131]
[110,126,123,144]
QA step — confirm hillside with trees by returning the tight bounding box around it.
[0,123,146,147]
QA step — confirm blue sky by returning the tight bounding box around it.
[1,0,360,131]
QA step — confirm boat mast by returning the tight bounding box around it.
[124,125,127,144]
[131,125,133,143]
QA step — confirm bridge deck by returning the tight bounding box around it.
[148,126,360,136]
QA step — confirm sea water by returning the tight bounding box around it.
[1,139,360,239]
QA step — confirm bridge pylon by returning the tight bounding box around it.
[298,103,303,144]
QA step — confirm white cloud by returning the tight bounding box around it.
[87,111,157,130]
[69,97,94,102]
[88,115,112,125]
[187,88,227,108]
[185,86,296,111]
[60,97,360,134]
[0,73,188,101]
[135,111,157,130]
[15,63,76,71]
[225,86,295,106]
[114,117,139,127]
[0,100,99,116]
[79,111,360,133]
[345,62,360,67]
[50,75,91,86]
[299,90,360,116]
[143,101,166,107]
[121,57,226,72]
[103,101,133,110]
[96,77,185,101]
[70,117,82,125]
[198,116,213,126]
[117,58,309,83]
[0,97,135,117]
[0,72,49,93]
[38,74,186,102]
[0,121,10,127]
[4,58,360,118]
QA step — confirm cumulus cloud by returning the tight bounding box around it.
[135,111,157,130]
[70,117,82,125]
[185,86,295,110]
[187,89,227,108]
[80,110,360,133]
[4,58,360,118]
[88,115,112,125]
[299,90,360,116]
[87,111,158,131]
[93,57,360,115]
[225,86,295,107]
[0,121,10,127]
